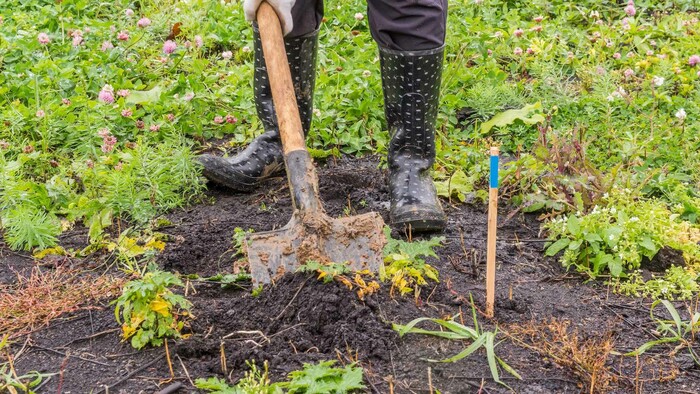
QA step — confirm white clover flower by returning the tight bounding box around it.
[629,216,640,222]
[610,207,617,214]
[652,75,665,87]
[675,108,687,120]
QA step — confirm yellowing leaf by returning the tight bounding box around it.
[145,239,166,251]
[33,246,67,259]
[150,297,171,317]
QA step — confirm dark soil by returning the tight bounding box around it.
[4,156,700,394]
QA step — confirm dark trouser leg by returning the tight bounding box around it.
[198,1,323,191]
[288,0,324,37]
[367,0,447,51]
[369,0,448,231]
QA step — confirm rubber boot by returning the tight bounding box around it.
[198,27,318,191]
[380,46,446,232]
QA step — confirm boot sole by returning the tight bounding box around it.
[390,204,446,233]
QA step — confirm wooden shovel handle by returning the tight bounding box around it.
[256,2,306,154]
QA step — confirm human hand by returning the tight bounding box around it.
[243,0,295,36]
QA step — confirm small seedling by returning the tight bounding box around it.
[627,300,700,366]
[393,297,520,387]
[114,270,192,349]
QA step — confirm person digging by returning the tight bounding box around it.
[199,0,448,232]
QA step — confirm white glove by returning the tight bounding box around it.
[244,0,295,36]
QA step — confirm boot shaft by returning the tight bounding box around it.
[379,46,444,167]
[253,26,319,135]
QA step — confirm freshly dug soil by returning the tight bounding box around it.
[4,156,700,394]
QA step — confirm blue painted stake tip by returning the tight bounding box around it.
[489,148,499,189]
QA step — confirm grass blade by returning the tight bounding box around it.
[485,332,502,385]
[426,333,487,363]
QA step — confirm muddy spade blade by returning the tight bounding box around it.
[247,151,386,285]
[249,4,387,285]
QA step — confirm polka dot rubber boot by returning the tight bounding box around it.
[380,46,447,232]
[198,27,318,192]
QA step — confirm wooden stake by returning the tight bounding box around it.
[486,147,499,318]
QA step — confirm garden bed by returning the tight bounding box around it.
[3,156,698,393]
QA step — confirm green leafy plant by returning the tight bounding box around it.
[1,205,61,251]
[626,300,700,366]
[297,261,380,300]
[393,299,520,387]
[381,227,443,296]
[544,190,700,278]
[196,360,364,394]
[113,270,192,349]
[434,169,487,204]
[611,266,700,300]
[196,361,280,394]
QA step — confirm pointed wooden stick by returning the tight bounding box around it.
[486,147,499,318]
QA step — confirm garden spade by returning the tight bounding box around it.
[246,2,386,285]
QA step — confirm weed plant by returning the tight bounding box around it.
[114,269,192,349]
[393,299,521,388]
[195,360,364,393]
[544,189,700,279]
[627,300,700,366]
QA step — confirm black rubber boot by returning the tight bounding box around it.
[380,46,446,232]
[198,27,318,191]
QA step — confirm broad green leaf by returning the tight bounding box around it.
[567,215,581,236]
[545,238,570,256]
[584,233,602,243]
[608,257,623,277]
[435,170,474,202]
[480,103,545,135]
[639,236,657,252]
[125,85,163,105]
[592,253,613,273]
[568,239,582,251]
[602,226,623,248]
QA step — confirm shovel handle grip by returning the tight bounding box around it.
[256,2,306,154]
